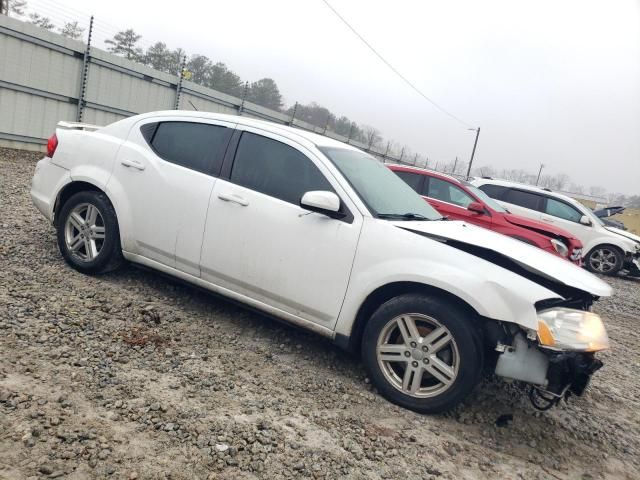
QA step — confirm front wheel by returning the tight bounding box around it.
[56,191,124,274]
[361,293,483,414]
[585,245,623,276]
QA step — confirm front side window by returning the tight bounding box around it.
[545,197,583,223]
[426,177,475,208]
[149,121,231,174]
[393,170,424,193]
[320,147,442,220]
[467,185,506,212]
[503,189,544,211]
[230,132,333,204]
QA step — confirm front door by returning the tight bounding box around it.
[199,128,362,328]
[423,176,493,229]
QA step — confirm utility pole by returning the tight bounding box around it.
[465,127,481,180]
[536,163,545,185]
[452,156,458,174]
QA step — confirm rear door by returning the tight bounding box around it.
[199,128,362,329]
[110,118,234,275]
[499,188,546,220]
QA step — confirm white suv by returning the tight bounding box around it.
[471,178,640,277]
[31,111,612,413]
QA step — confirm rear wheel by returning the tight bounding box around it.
[56,191,124,274]
[361,293,483,413]
[585,245,623,276]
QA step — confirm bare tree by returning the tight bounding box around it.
[1,0,26,16]
[28,12,53,30]
[362,125,382,149]
[59,21,84,40]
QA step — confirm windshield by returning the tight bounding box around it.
[320,147,443,220]
[467,185,507,213]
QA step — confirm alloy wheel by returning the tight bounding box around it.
[589,248,618,273]
[376,313,459,398]
[64,203,106,262]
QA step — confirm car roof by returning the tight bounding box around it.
[128,110,362,152]
[387,164,465,185]
[472,177,582,206]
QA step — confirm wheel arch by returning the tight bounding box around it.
[586,242,626,258]
[336,281,483,354]
[54,180,116,227]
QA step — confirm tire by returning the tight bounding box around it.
[361,293,483,414]
[56,191,124,274]
[585,245,623,276]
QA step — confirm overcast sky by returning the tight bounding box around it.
[32,0,640,194]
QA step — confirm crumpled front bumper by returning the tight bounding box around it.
[624,251,640,276]
[545,351,603,397]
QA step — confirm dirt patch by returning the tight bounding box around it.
[1,148,639,479]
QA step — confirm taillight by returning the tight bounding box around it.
[46,134,58,158]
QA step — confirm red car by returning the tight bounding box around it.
[388,165,583,264]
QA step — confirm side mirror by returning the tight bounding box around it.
[579,215,592,226]
[467,201,485,214]
[300,191,343,218]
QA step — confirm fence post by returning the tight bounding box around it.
[238,81,249,115]
[288,102,298,126]
[346,122,355,144]
[382,141,390,161]
[76,15,93,122]
[452,156,458,173]
[173,55,187,110]
[399,147,405,163]
[322,113,331,134]
[413,153,418,165]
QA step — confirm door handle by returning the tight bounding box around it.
[120,158,145,171]
[541,217,554,223]
[217,192,249,206]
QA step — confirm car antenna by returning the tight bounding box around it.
[188,100,198,111]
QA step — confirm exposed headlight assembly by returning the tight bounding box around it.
[537,308,609,352]
[550,239,569,257]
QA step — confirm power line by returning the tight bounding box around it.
[320,0,474,129]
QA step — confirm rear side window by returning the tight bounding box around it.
[148,121,231,175]
[477,184,509,199]
[545,197,583,222]
[503,189,544,211]
[230,132,333,205]
[426,177,474,208]
[393,171,424,193]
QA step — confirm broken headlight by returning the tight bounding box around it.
[537,308,609,352]
[550,239,569,257]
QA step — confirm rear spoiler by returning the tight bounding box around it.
[57,121,102,132]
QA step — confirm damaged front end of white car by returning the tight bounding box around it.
[494,305,609,410]
[395,222,612,411]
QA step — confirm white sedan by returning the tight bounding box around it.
[31,111,612,413]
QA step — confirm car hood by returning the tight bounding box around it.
[393,220,612,297]
[605,226,640,244]
[503,213,578,241]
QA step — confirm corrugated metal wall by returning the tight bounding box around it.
[0,14,390,160]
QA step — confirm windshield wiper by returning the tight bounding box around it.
[377,212,432,221]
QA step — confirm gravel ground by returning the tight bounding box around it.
[1,147,639,480]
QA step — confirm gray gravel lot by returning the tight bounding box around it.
[1,147,639,480]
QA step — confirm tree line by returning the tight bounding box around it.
[3,1,636,205]
[2,0,396,149]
